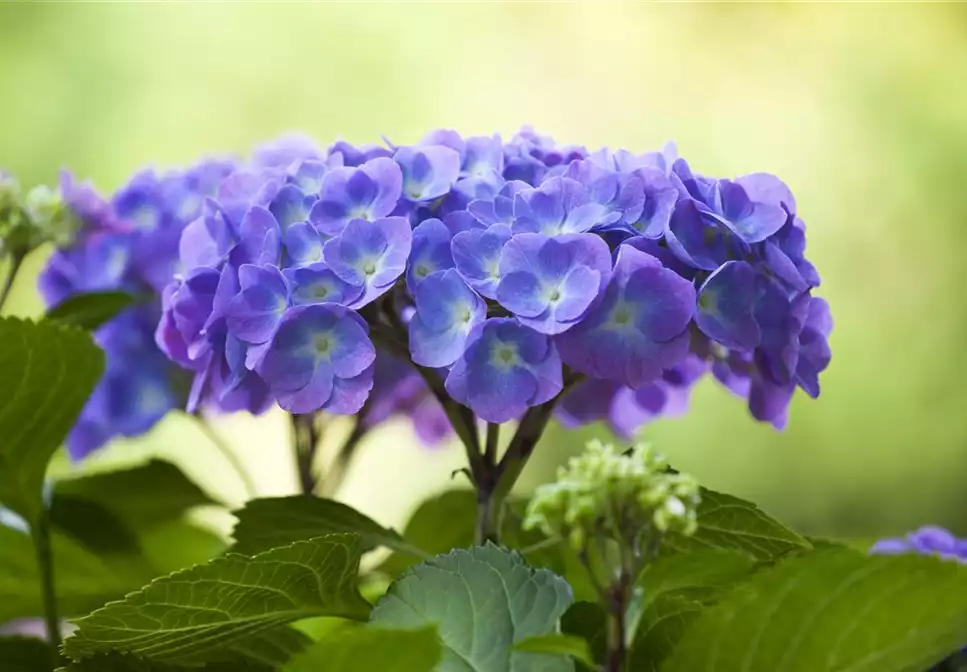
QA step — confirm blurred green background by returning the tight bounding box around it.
[1,2,966,540]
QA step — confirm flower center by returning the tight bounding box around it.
[313,285,330,299]
[547,288,561,303]
[416,264,431,278]
[363,262,377,276]
[314,335,332,355]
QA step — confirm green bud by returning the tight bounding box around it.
[523,440,701,554]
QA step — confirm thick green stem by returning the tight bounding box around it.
[32,505,61,653]
[603,575,630,672]
[0,251,24,312]
[291,413,323,495]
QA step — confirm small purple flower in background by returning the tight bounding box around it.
[409,269,486,368]
[283,222,325,267]
[40,158,236,460]
[495,233,611,335]
[872,527,967,564]
[665,199,743,271]
[225,264,290,368]
[445,318,562,423]
[557,245,696,388]
[468,180,530,227]
[257,304,375,414]
[309,158,402,236]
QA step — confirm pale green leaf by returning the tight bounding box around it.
[662,547,967,672]
[0,318,104,521]
[63,534,371,665]
[371,543,575,672]
[285,626,441,672]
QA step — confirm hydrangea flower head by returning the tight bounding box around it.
[145,128,831,443]
[871,527,967,564]
[523,439,701,550]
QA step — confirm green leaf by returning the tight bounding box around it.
[371,543,574,672]
[638,549,756,608]
[560,603,606,671]
[285,626,441,672]
[54,459,227,575]
[0,525,152,623]
[46,291,138,331]
[231,495,423,558]
[630,595,703,672]
[63,534,371,665]
[663,488,810,561]
[57,653,275,672]
[0,318,105,521]
[515,634,596,668]
[0,636,54,672]
[662,547,967,672]
[379,490,477,575]
[54,458,219,529]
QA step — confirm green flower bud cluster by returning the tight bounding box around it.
[0,172,77,258]
[523,439,701,552]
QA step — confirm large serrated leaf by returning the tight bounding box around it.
[638,549,756,608]
[57,627,309,671]
[662,547,967,672]
[371,543,575,672]
[231,495,422,558]
[663,488,810,561]
[630,595,703,672]
[0,317,105,521]
[284,626,441,672]
[46,291,139,331]
[63,534,371,665]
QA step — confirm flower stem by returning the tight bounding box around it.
[484,422,500,465]
[192,413,257,499]
[604,576,631,672]
[291,413,323,496]
[0,251,24,313]
[31,505,61,653]
[318,416,368,498]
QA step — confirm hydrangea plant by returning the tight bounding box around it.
[0,130,962,672]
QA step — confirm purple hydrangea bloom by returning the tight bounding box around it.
[495,233,611,334]
[451,223,513,299]
[257,304,375,414]
[394,145,461,203]
[143,129,831,442]
[407,218,454,292]
[322,216,412,308]
[409,269,486,368]
[445,318,563,423]
[696,260,760,351]
[309,158,402,236]
[513,177,618,236]
[556,245,696,388]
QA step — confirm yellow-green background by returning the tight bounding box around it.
[2,3,966,540]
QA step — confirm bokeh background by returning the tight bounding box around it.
[1,2,966,540]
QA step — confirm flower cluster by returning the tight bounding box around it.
[523,439,700,550]
[39,161,236,459]
[871,526,967,564]
[156,128,831,433]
